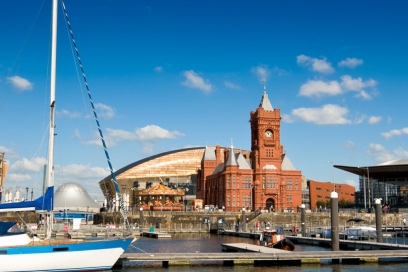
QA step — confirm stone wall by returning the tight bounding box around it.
[94,210,403,229]
[0,210,403,230]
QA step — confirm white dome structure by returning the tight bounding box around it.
[54,182,101,213]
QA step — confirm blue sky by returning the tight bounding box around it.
[1,0,408,200]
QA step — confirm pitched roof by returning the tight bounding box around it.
[202,145,216,161]
[225,145,238,166]
[259,89,273,111]
[282,154,297,170]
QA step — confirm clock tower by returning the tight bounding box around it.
[250,86,284,172]
[249,84,301,212]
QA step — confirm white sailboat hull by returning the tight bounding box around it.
[0,237,135,271]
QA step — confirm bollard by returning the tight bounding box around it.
[139,207,144,227]
[242,209,246,232]
[330,191,339,251]
[300,204,306,237]
[375,198,383,243]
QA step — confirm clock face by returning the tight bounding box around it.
[265,129,272,138]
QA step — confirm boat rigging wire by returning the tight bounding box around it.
[60,0,130,231]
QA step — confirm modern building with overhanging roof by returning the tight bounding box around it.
[335,159,408,209]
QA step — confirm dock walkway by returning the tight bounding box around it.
[119,245,408,268]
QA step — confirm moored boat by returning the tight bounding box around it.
[345,225,377,241]
[0,1,135,270]
[259,227,295,251]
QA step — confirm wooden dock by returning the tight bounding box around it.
[118,244,408,268]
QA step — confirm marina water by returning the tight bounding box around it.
[111,233,408,272]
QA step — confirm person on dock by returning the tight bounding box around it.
[403,217,406,225]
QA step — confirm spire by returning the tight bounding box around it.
[225,139,238,166]
[258,81,273,111]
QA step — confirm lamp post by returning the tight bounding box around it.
[363,172,367,209]
[25,187,29,201]
[367,167,371,209]
[328,161,335,191]
[250,184,253,212]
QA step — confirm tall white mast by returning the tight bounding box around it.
[46,0,58,239]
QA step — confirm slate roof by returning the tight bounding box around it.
[259,88,273,111]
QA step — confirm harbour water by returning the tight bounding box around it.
[110,233,408,272]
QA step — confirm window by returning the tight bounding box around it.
[242,194,250,208]
[265,176,277,189]
[286,178,292,190]
[242,176,251,189]
[286,195,292,202]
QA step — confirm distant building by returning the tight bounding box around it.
[98,147,249,211]
[307,180,355,211]
[54,182,100,221]
[196,86,303,212]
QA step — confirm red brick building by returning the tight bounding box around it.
[196,87,303,212]
[307,180,355,211]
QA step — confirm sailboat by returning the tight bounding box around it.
[0,0,135,271]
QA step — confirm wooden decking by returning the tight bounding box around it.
[118,242,408,268]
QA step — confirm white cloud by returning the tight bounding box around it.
[95,103,116,119]
[338,57,363,68]
[84,125,184,155]
[296,55,334,74]
[354,113,366,124]
[344,141,355,149]
[57,109,82,118]
[368,116,382,124]
[290,104,351,125]
[367,143,396,164]
[299,80,342,97]
[394,147,408,158]
[381,127,408,139]
[181,70,212,93]
[340,75,377,100]
[224,81,241,90]
[154,66,163,72]
[135,125,184,142]
[7,76,33,91]
[281,114,294,123]
[4,157,47,183]
[10,157,47,173]
[56,164,109,180]
[251,65,271,82]
[298,75,378,99]
[0,146,19,160]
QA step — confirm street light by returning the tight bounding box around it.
[250,184,253,212]
[367,167,371,209]
[328,161,336,191]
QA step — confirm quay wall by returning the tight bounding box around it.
[93,210,403,230]
[0,210,404,230]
